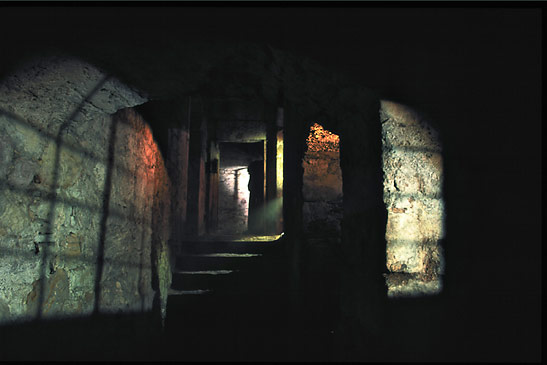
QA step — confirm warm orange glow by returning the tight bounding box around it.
[276,131,283,197]
[306,123,340,152]
[141,125,158,182]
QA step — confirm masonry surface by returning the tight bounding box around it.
[0,7,541,362]
[0,58,171,323]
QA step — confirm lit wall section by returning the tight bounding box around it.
[217,142,263,235]
[0,57,172,324]
[380,100,445,297]
[302,123,343,242]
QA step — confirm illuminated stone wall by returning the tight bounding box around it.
[302,123,343,241]
[0,57,172,324]
[380,100,444,297]
[218,142,263,235]
[218,166,250,235]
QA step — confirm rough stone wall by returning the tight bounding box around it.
[167,128,189,242]
[380,100,444,297]
[206,142,220,232]
[0,57,172,324]
[302,123,343,241]
[186,104,208,237]
[218,167,250,234]
[217,142,264,235]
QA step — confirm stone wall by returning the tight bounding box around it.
[380,100,444,297]
[302,123,343,242]
[217,142,263,235]
[0,57,172,324]
[218,167,250,235]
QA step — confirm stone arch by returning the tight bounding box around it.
[0,56,172,324]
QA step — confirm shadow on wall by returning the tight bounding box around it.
[0,57,171,332]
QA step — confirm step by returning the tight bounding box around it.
[171,270,240,291]
[177,240,283,255]
[166,290,289,324]
[165,291,243,328]
[171,268,287,292]
[175,253,263,271]
[168,288,212,295]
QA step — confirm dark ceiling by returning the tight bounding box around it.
[1,5,541,157]
[2,6,540,106]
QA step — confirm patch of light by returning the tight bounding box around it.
[218,166,251,234]
[306,123,340,152]
[276,130,284,196]
[183,253,262,258]
[175,270,236,275]
[381,100,445,298]
[168,289,211,295]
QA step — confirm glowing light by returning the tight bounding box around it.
[276,131,283,197]
[175,270,236,275]
[306,123,340,152]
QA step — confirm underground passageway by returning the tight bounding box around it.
[0,6,541,362]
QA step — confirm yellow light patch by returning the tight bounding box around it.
[306,123,340,152]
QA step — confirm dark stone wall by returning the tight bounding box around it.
[186,98,209,236]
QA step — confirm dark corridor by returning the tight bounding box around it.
[0,6,541,363]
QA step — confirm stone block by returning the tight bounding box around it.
[39,137,84,189]
[384,272,442,298]
[303,201,342,238]
[64,232,82,256]
[0,134,13,176]
[380,100,441,152]
[0,297,10,320]
[302,152,343,202]
[381,100,445,293]
[0,57,175,326]
[0,189,30,235]
[7,157,38,188]
[25,269,70,318]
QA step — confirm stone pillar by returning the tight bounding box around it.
[282,103,307,319]
[206,140,220,233]
[335,92,387,361]
[167,97,191,247]
[380,100,445,297]
[186,97,208,237]
[283,104,306,241]
[265,103,279,234]
[247,155,265,234]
